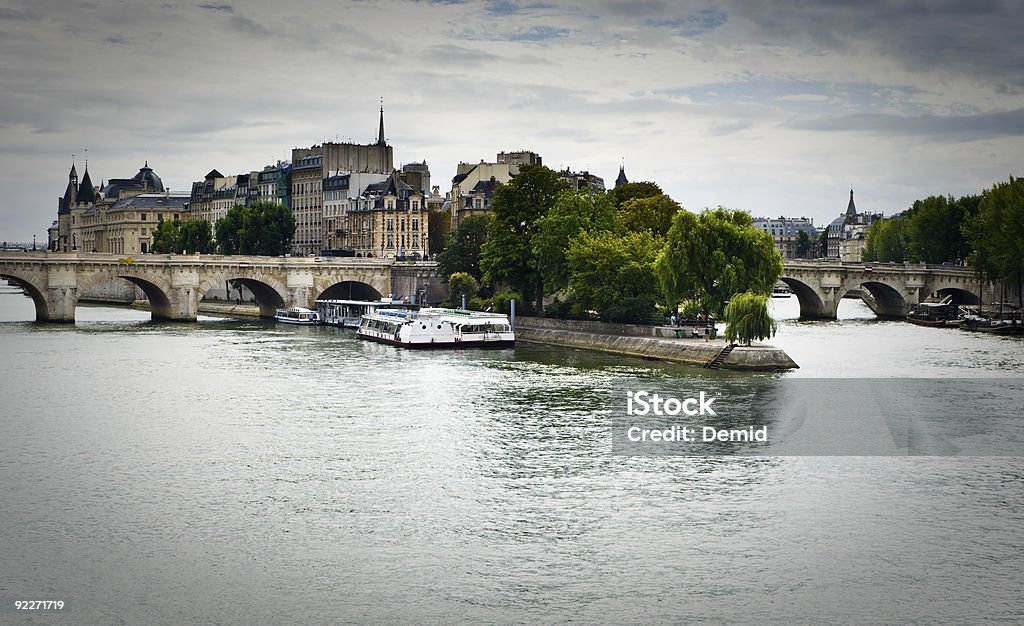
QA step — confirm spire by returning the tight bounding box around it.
[377,99,386,146]
[69,158,78,182]
[75,164,96,204]
[615,161,628,187]
[846,188,856,216]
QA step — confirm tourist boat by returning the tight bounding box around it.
[315,298,417,328]
[906,301,961,327]
[357,307,515,348]
[772,284,791,298]
[274,307,320,325]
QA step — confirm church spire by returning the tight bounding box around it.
[615,160,628,187]
[377,99,386,146]
[846,188,856,216]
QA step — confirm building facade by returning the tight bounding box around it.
[752,216,819,259]
[827,190,881,261]
[55,161,188,254]
[345,172,427,259]
[448,150,541,229]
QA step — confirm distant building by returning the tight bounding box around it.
[752,216,819,259]
[322,171,389,252]
[344,172,427,259]
[55,160,187,254]
[615,164,629,187]
[448,150,541,229]
[559,169,605,192]
[289,107,395,255]
[186,169,253,226]
[826,190,882,261]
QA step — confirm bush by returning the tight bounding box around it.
[602,294,657,324]
[491,292,522,315]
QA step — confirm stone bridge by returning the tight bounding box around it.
[0,252,440,322]
[781,260,986,319]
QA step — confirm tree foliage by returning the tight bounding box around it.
[565,230,662,322]
[150,218,213,254]
[427,207,451,256]
[861,217,908,263]
[480,164,568,312]
[617,194,681,238]
[438,214,490,282]
[215,201,296,256]
[532,189,618,294]
[655,207,783,318]
[905,195,970,263]
[446,271,479,307]
[610,181,663,209]
[795,229,812,259]
[723,292,777,346]
[968,176,1024,304]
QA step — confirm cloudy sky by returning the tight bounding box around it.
[1,0,1022,243]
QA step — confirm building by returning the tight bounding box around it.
[558,169,605,192]
[615,164,629,187]
[344,172,427,259]
[322,171,389,252]
[826,190,882,261]
[186,169,253,226]
[55,161,188,254]
[448,150,541,229]
[289,107,395,256]
[752,216,819,259]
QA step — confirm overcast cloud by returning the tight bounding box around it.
[1,0,1022,242]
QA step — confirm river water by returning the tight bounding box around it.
[0,286,1022,623]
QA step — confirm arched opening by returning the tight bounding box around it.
[933,287,980,305]
[74,274,176,321]
[317,281,383,302]
[120,277,174,320]
[198,277,286,318]
[0,274,48,322]
[780,277,829,319]
[856,281,908,319]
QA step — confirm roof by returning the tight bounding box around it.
[615,165,628,187]
[75,169,97,204]
[111,193,190,210]
[205,169,223,179]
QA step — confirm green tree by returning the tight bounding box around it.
[617,194,681,238]
[150,218,181,254]
[480,164,569,312]
[862,217,908,263]
[446,271,479,307]
[438,214,490,282]
[427,207,451,255]
[795,229,811,258]
[610,181,663,209]
[723,292,777,346]
[565,230,662,322]
[971,177,1024,305]
[654,207,783,318]
[905,195,967,263]
[178,219,214,254]
[215,201,295,256]
[532,189,618,294]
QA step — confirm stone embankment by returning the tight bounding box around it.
[514,316,798,370]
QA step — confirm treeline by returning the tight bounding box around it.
[150,201,295,256]
[437,164,782,342]
[863,176,1023,301]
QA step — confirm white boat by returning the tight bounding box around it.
[316,298,417,328]
[274,307,320,325]
[357,307,515,348]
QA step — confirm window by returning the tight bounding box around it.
[141,213,147,220]
[141,228,147,235]
[386,218,394,232]
[412,218,419,231]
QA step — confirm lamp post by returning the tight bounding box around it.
[32,234,36,251]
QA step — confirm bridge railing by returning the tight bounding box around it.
[783,259,974,273]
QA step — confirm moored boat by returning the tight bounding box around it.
[959,316,1023,335]
[907,301,961,327]
[274,307,320,325]
[316,298,417,328]
[357,307,515,348]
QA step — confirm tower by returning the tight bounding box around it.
[377,102,386,146]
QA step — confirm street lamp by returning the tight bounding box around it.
[32,234,36,251]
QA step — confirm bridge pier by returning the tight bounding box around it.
[43,286,77,323]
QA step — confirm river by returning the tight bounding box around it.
[0,286,1022,623]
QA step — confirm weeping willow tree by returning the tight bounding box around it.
[723,292,777,346]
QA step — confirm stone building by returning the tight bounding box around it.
[345,172,427,259]
[448,150,541,229]
[186,169,253,226]
[322,172,389,252]
[752,216,819,259]
[826,190,881,261]
[55,161,187,254]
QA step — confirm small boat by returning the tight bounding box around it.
[357,307,515,348]
[274,307,320,325]
[907,301,961,327]
[959,316,1023,335]
[316,298,417,328]
[772,284,791,298]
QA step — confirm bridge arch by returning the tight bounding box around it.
[932,286,981,305]
[848,281,908,318]
[779,277,830,319]
[197,272,288,318]
[76,271,176,320]
[0,272,50,321]
[315,280,384,302]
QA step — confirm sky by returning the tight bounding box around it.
[1,0,1023,243]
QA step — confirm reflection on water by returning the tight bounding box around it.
[0,289,1022,622]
